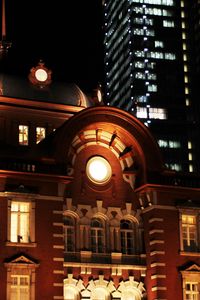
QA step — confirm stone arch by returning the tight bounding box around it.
[52,106,164,188]
[86,275,116,300]
[63,275,85,300]
[117,277,145,300]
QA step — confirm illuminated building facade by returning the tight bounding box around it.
[0,60,200,299]
[0,1,200,299]
[103,0,200,173]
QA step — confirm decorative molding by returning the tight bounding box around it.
[149,218,164,223]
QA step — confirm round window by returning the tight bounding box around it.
[35,68,48,82]
[86,156,112,185]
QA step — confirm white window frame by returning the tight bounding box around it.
[181,265,200,300]
[10,275,30,300]
[7,197,36,247]
[5,255,39,300]
[19,125,29,146]
[120,219,135,255]
[179,210,199,253]
[91,218,105,253]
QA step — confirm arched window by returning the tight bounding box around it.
[120,219,134,254]
[64,216,75,252]
[91,218,104,253]
[64,285,80,300]
[91,287,111,300]
[121,288,141,300]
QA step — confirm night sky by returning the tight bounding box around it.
[3,0,104,94]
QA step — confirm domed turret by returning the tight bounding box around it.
[0,61,94,108]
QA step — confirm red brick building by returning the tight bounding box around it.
[0,61,200,300]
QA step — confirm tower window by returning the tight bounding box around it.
[91,218,105,253]
[19,125,29,146]
[120,219,134,255]
[36,127,46,144]
[10,202,30,243]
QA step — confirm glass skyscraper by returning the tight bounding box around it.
[103,0,200,173]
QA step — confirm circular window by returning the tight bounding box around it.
[35,69,48,82]
[86,156,112,185]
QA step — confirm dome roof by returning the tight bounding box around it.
[0,72,93,108]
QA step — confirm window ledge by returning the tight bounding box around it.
[180,251,200,257]
[6,242,37,247]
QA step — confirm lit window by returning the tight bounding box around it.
[147,84,157,92]
[10,202,30,243]
[133,18,143,25]
[145,29,155,36]
[133,28,144,35]
[11,275,30,300]
[184,64,188,72]
[120,220,134,255]
[185,87,189,94]
[169,164,182,171]
[136,107,148,118]
[86,156,112,185]
[183,54,187,61]
[5,254,38,300]
[145,18,153,25]
[188,141,192,149]
[165,53,176,60]
[169,141,181,148]
[134,50,145,57]
[186,99,190,106]
[134,95,147,103]
[19,125,29,146]
[64,216,75,252]
[181,214,198,252]
[158,140,181,148]
[91,287,111,300]
[189,164,194,173]
[7,199,35,245]
[135,72,145,79]
[185,282,199,300]
[134,61,145,68]
[181,1,184,7]
[158,139,168,147]
[91,218,105,253]
[36,127,46,144]
[155,40,164,48]
[181,265,200,300]
[149,108,167,119]
[64,284,80,300]
[163,20,175,27]
[188,153,193,161]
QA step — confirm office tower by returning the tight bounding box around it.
[103,0,199,173]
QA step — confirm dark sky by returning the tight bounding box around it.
[3,0,104,94]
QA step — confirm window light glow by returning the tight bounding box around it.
[86,157,112,184]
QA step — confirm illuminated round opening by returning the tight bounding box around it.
[86,156,111,184]
[35,69,48,82]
